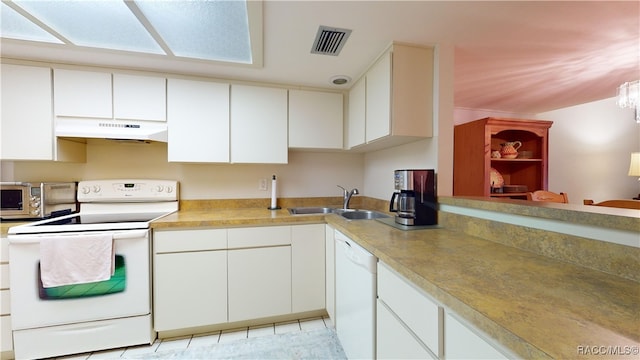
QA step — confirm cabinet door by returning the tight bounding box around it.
[113,74,166,121]
[445,312,509,360]
[377,299,435,360]
[292,224,325,313]
[1,64,53,160]
[54,69,112,118]
[230,85,288,164]
[365,51,392,143]
[289,90,343,149]
[325,225,336,321]
[346,77,367,149]
[154,251,227,331]
[346,77,366,149]
[228,246,291,322]
[167,79,230,162]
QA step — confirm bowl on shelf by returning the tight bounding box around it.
[503,185,528,193]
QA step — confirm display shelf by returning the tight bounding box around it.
[454,117,553,197]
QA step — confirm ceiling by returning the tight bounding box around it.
[1,1,638,115]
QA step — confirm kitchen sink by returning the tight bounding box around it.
[287,207,336,215]
[288,207,390,220]
[334,209,391,220]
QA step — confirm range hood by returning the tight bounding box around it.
[55,118,168,143]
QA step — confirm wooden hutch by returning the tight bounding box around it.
[453,117,553,198]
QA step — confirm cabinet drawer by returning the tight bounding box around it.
[228,226,291,248]
[378,262,442,357]
[445,312,509,359]
[0,289,9,315]
[377,299,435,359]
[154,229,227,253]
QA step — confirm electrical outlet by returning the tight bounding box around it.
[259,178,268,191]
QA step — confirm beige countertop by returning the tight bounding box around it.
[150,203,639,359]
[1,221,31,236]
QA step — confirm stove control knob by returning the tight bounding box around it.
[93,185,101,193]
[156,185,164,192]
[81,186,91,194]
[166,186,173,193]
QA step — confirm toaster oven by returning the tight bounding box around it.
[0,182,78,220]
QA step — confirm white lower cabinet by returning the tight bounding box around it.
[227,226,292,322]
[291,224,325,313]
[153,224,325,332]
[153,229,228,331]
[324,225,335,321]
[228,246,292,322]
[376,261,512,360]
[444,312,510,360]
[377,299,436,359]
[377,261,442,359]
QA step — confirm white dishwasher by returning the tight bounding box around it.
[335,230,377,359]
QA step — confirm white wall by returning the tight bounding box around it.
[364,138,439,200]
[6,141,365,200]
[453,108,538,125]
[539,97,640,203]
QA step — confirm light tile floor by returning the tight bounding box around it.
[56,316,333,359]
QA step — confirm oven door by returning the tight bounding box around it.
[8,229,150,330]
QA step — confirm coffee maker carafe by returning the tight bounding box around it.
[389,169,437,226]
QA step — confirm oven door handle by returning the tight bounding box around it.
[8,230,149,244]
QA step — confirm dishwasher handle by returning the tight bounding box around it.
[336,236,377,274]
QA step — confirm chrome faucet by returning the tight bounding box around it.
[337,185,359,209]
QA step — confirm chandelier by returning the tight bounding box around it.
[617,80,639,122]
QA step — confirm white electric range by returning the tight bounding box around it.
[8,179,178,359]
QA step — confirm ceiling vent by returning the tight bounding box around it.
[311,25,352,56]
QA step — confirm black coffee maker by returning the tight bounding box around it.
[389,169,437,226]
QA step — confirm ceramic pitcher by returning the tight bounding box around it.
[499,141,522,159]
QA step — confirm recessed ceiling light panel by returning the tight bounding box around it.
[0,2,62,44]
[135,0,252,63]
[12,0,164,54]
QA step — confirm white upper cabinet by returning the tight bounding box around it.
[167,78,230,163]
[113,74,166,121]
[348,43,434,151]
[346,77,366,149]
[366,50,393,143]
[289,89,343,150]
[230,85,288,164]
[54,69,166,122]
[54,69,112,119]
[1,64,53,160]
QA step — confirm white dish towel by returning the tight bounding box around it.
[39,233,115,288]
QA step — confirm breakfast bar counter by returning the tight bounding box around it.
[150,197,639,359]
